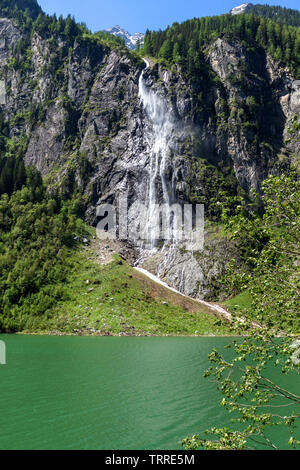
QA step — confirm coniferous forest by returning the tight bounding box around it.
[142,10,300,77]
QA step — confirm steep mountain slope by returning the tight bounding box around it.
[250,4,300,26]
[0,4,299,302]
[2,12,299,199]
[0,0,42,20]
[230,3,300,27]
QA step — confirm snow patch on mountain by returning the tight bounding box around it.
[230,3,254,16]
[104,25,144,50]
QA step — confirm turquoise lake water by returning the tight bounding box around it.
[0,335,298,450]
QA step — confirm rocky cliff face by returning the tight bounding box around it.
[208,38,300,190]
[0,16,299,299]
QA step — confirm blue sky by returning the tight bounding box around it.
[37,0,300,33]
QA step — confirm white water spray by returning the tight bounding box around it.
[136,61,204,295]
[138,59,177,247]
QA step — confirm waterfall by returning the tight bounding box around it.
[136,60,202,293]
[138,59,176,248]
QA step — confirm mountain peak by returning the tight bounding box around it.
[104,25,144,50]
[230,3,254,16]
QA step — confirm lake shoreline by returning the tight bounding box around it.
[1,330,239,338]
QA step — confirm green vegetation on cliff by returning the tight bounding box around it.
[251,4,300,27]
[0,0,129,58]
[142,10,300,77]
[0,0,42,21]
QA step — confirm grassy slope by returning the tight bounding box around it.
[225,291,253,315]
[21,242,232,336]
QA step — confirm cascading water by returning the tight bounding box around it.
[136,61,201,294]
[138,59,177,248]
